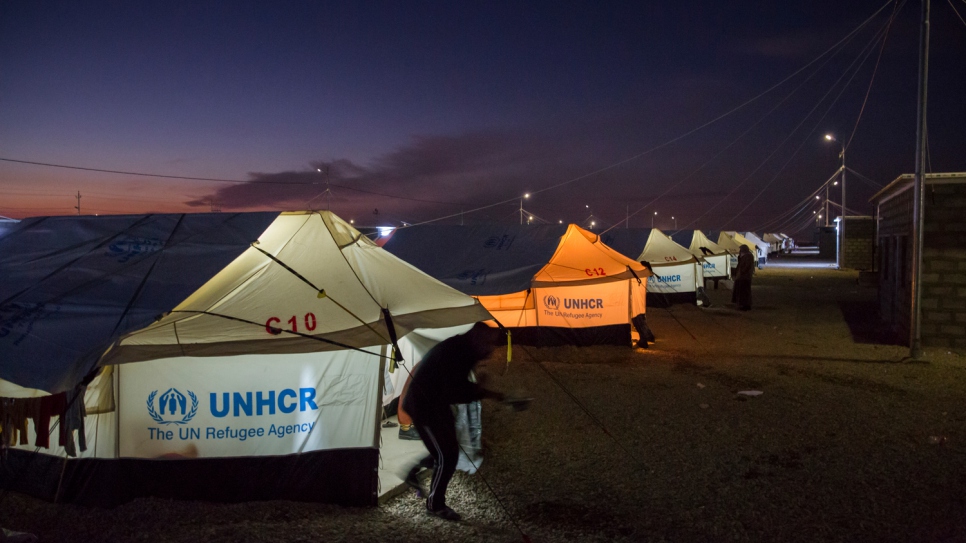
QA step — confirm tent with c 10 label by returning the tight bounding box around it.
[0,211,490,506]
[383,223,652,347]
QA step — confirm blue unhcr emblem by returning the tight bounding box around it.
[107,236,163,263]
[147,388,198,425]
[543,294,560,310]
[457,269,488,286]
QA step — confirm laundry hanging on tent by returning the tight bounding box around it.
[0,386,86,455]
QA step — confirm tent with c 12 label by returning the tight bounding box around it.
[0,211,491,506]
[383,224,652,347]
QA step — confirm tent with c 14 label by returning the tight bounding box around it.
[0,211,490,506]
[382,223,652,347]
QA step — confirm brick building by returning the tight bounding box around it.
[871,172,966,348]
[837,216,875,270]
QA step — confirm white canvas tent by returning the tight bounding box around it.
[741,232,771,267]
[0,211,491,506]
[668,230,731,281]
[762,233,784,255]
[718,231,768,268]
[638,229,705,304]
[598,228,705,306]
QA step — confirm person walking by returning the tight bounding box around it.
[402,322,505,521]
[732,244,755,310]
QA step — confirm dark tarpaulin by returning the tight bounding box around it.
[666,229,696,250]
[596,228,653,261]
[0,212,279,393]
[382,224,569,296]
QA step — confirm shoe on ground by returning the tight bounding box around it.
[427,505,461,521]
[398,424,420,440]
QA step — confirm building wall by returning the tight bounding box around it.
[876,181,966,348]
[920,184,966,349]
[877,188,913,341]
[839,217,874,270]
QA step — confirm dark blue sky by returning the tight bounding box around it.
[1,1,963,234]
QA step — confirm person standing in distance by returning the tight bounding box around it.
[402,322,505,521]
[732,244,755,310]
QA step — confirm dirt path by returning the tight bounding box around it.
[3,251,966,542]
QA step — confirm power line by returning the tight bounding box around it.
[406,0,898,230]
[845,166,885,189]
[0,157,248,183]
[0,0,900,229]
[846,0,903,150]
[716,9,896,230]
[949,0,966,27]
[525,0,897,205]
[0,156,468,207]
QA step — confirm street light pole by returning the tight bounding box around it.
[825,134,846,267]
[825,183,829,227]
[520,193,530,225]
[651,211,657,228]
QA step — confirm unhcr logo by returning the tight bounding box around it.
[108,236,163,263]
[147,388,198,425]
[457,269,488,285]
[543,294,560,310]
[483,234,515,250]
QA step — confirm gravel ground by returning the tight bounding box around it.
[3,250,966,543]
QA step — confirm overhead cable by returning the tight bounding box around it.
[846,0,903,150]
[386,0,900,229]
[716,12,896,229]
[949,0,966,27]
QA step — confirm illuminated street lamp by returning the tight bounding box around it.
[520,193,530,225]
[652,211,658,228]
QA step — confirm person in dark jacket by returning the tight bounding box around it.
[402,322,504,521]
[732,244,755,310]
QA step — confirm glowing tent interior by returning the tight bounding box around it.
[383,224,652,347]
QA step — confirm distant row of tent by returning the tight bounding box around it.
[382,224,792,314]
[0,211,791,507]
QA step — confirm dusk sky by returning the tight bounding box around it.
[1,1,964,235]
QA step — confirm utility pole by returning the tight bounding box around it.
[910,0,931,359]
[74,191,81,215]
[840,152,846,263]
[825,183,830,227]
[316,166,331,210]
